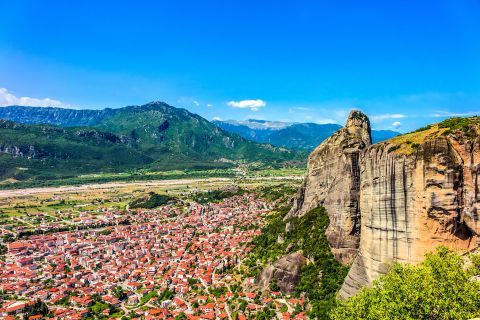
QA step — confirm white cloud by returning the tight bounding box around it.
[193,100,200,106]
[207,104,213,107]
[432,111,479,117]
[212,116,222,121]
[293,107,312,111]
[227,99,266,111]
[392,121,402,129]
[370,113,406,121]
[314,118,338,124]
[0,87,68,107]
[287,105,344,124]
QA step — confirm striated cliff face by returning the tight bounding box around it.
[291,112,480,298]
[288,110,371,264]
[340,135,479,297]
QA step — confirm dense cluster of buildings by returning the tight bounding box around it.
[0,194,306,319]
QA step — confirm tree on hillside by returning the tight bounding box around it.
[22,299,49,320]
[330,247,480,320]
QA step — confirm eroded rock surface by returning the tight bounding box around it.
[288,110,371,264]
[290,112,480,298]
[339,133,480,298]
[256,251,306,294]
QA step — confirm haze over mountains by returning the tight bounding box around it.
[0,102,302,181]
[213,119,400,150]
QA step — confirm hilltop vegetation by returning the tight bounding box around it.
[439,116,480,138]
[384,116,479,155]
[129,192,175,209]
[192,185,246,204]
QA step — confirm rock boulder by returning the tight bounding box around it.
[256,251,307,294]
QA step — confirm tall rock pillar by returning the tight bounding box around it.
[288,110,372,264]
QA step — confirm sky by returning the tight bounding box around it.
[1,0,479,132]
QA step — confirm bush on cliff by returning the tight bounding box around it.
[330,247,480,320]
[247,206,349,319]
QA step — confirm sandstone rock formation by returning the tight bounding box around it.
[256,251,306,294]
[288,110,371,264]
[339,128,480,298]
[290,112,480,298]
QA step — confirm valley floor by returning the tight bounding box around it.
[0,176,304,320]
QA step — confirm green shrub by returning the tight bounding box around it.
[387,145,401,153]
[439,117,480,138]
[248,206,348,319]
[414,125,432,132]
[330,247,480,320]
[192,187,245,204]
[129,192,174,209]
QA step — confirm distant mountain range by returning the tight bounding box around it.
[0,103,303,181]
[213,119,400,150]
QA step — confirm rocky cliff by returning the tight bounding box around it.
[288,110,372,264]
[290,112,480,298]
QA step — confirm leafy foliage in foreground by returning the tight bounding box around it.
[330,247,480,320]
[246,206,349,319]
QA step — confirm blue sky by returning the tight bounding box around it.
[1,0,479,132]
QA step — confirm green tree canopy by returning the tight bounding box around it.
[330,247,480,320]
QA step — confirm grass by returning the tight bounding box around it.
[438,116,480,138]
[382,116,479,155]
[384,124,447,155]
[0,168,238,190]
[133,290,158,308]
[0,166,305,190]
[246,167,306,177]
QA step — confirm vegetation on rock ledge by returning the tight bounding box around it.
[383,116,479,155]
[246,205,349,319]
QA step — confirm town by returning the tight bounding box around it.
[0,188,306,320]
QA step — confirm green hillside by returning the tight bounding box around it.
[0,102,304,182]
[0,119,152,180]
[93,103,300,169]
